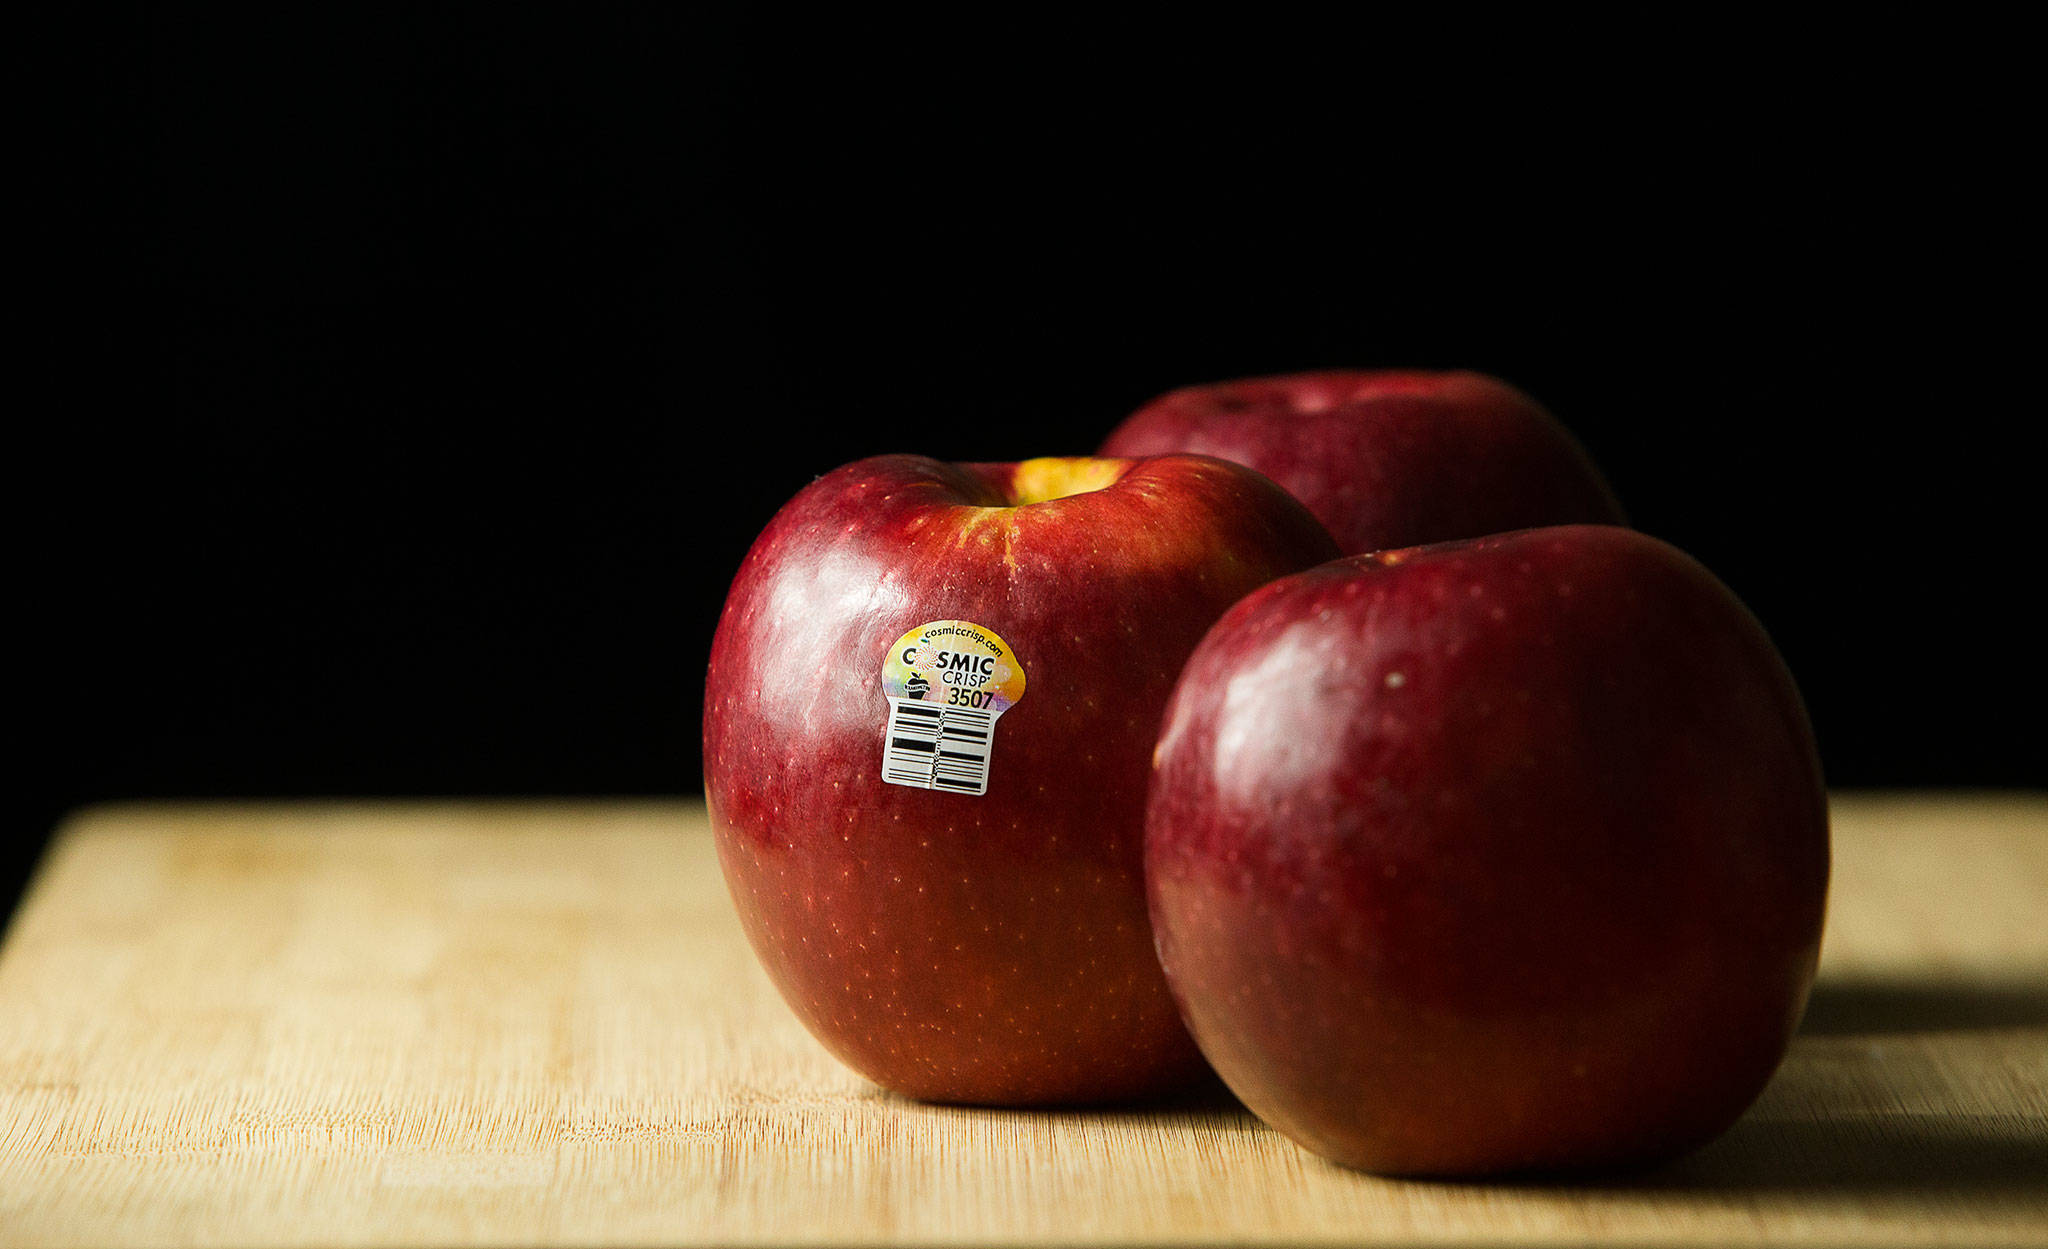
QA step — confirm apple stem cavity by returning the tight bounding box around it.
[999,456,1133,506]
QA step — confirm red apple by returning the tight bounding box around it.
[1145,525,1828,1174]
[1100,370,1627,556]
[705,453,1339,1105]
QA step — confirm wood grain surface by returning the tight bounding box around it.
[1,795,2043,1247]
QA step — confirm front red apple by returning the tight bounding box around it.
[705,453,1338,1105]
[1146,525,1828,1174]
[1101,370,1626,556]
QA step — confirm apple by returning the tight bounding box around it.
[1145,524,1828,1175]
[1100,369,1627,556]
[705,453,1339,1105]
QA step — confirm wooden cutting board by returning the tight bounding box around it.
[1,795,2043,1247]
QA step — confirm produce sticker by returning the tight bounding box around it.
[879,619,1026,796]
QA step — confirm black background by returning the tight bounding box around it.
[16,12,2036,921]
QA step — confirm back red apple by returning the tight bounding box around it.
[1102,369,1626,556]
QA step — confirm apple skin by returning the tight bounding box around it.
[1100,370,1627,556]
[1145,525,1828,1175]
[705,453,1339,1105]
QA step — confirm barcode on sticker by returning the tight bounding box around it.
[879,618,1025,799]
[883,699,997,795]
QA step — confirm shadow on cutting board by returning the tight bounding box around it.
[887,1072,1262,1127]
[1796,975,2048,1035]
[1646,1111,2045,1194]
[1631,974,2048,1195]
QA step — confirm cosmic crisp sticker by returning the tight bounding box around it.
[880,619,1025,796]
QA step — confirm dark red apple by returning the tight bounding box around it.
[705,453,1338,1105]
[1145,524,1828,1174]
[1100,370,1627,555]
